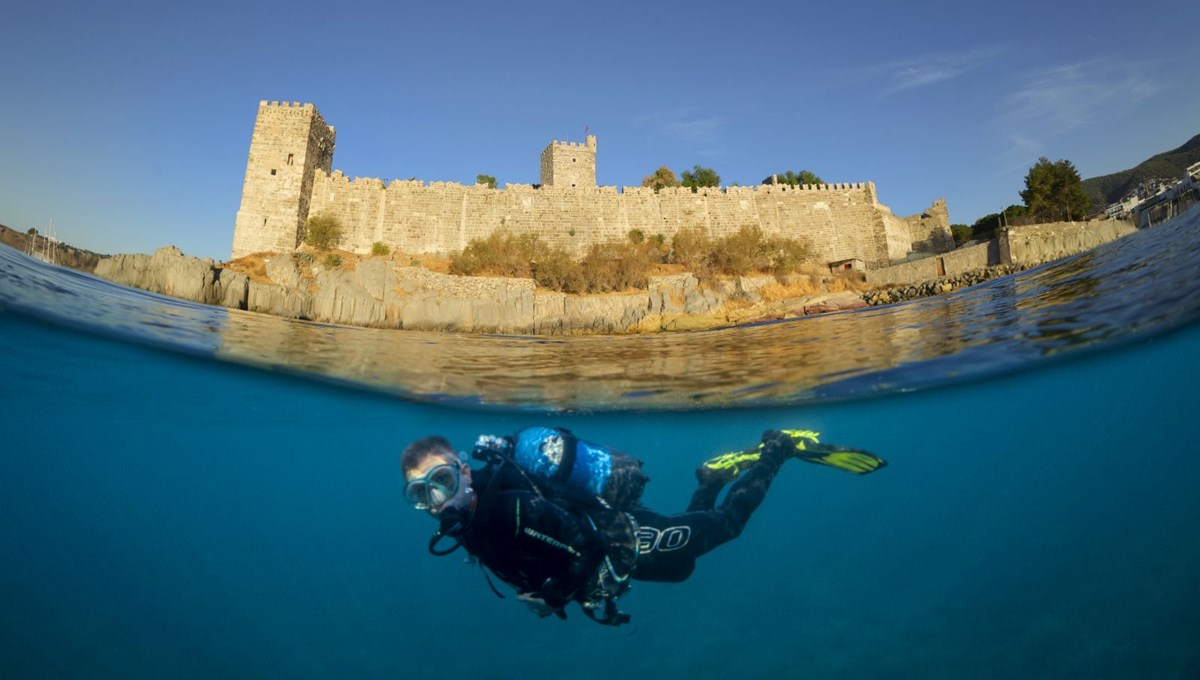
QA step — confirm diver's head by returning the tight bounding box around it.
[401,436,475,519]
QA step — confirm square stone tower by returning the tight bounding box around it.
[539,135,596,188]
[232,101,336,258]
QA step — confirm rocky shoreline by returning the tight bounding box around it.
[94,246,874,334]
[861,263,1032,306]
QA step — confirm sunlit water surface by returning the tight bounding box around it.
[2,207,1198,678]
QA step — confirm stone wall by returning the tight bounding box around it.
[864,241,994,286]
[231,101,952,266]
[999,220,1136,264]
[306,174,941,267]
[864,218,1136,286]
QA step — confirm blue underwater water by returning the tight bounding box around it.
[2,209,1200,678]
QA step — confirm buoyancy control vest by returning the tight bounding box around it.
[470,427,649,625]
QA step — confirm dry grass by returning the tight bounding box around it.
[224,252,272,284]
[758,278,824,301]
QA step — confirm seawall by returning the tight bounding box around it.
[864,219,1135,286]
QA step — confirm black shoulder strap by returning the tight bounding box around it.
[551,427,579,485]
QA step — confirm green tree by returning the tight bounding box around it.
[1020,157,1092,222]
[950,224,973,246]
[303,214,344,252]
[971,205,1028,239]
[762,170,824,186]
[681,165,720,191]
[641,166,680,191]
[27,227,38,236]
[476,174,497,189]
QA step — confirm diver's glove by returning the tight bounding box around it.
[472,434,514,462]
[517,592,566,620]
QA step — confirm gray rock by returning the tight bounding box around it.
[247,282,313,319]
[265,255,303,288]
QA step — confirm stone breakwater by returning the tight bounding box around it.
[861,263,1032,306]
[94,246,868,334]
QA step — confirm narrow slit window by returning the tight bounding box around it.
[287,153,294,166]
[270,169,277,176]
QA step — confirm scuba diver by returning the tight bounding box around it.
[400,427,886,626]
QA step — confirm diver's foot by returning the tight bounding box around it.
[762,429,821,454]
[696,449,760,485]
[762,429,888,475]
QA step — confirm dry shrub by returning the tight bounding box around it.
[533,247,587,294]
[766,236,814,276]
[823,271,868,293]
[669,227,714,281]
[304,214,344,251]
[449,230,546,277]
[580,241,654,292]
[706,226,816,278]
[446,226,816,293]
[711,226,770,275]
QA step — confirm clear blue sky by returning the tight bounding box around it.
[3,0,1197,260]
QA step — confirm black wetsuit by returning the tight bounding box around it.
[443,437,789,618]
[630,444,786,582]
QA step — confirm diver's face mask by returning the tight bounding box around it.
[404,463,462,514]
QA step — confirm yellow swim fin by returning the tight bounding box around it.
[765,429,887,475]
[793,443,888,475]
[701,429,887,483]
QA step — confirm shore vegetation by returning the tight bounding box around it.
[448,227,816,293]
[303,214,344,252]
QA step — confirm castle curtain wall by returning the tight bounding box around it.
[305,176,935,267]
[234,102,952,266]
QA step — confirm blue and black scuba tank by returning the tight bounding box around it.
[472,426,648,510]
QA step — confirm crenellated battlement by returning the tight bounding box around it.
[261,100,314,109]
[232,102,952,265]
[545,137,596,150]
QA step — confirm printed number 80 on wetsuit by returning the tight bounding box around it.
[636,526,691,553]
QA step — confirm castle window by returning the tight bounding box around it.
[287,153,294,166]
[271,169,277,176]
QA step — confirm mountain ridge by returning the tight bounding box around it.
[1082,133,1200,209]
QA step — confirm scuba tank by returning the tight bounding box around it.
[490,426,647,510]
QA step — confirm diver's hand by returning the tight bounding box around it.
[472,434,513,461]
[517,593,557,618]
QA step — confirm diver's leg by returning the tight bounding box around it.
[706,436,790,538]
[633,437,791,582]
[688,443,764,512]
[686,470,726,512]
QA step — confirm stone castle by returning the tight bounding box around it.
[232,101,953,265]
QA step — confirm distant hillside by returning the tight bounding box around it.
[1083,133,1200,209]
[0,223,106,272]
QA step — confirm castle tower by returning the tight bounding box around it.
[231,101,336,258]
[539,134,596,188]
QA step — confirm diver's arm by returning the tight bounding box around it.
[504,494,607,608]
